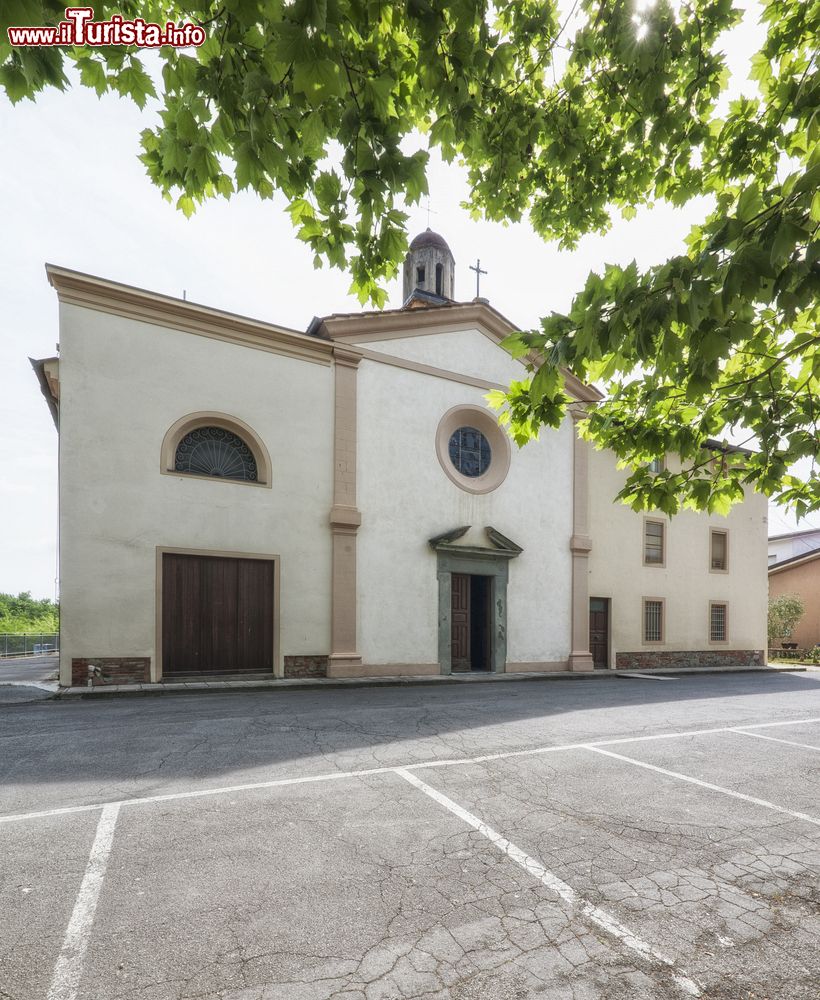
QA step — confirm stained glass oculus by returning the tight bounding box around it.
[448,426,492,478]
[174,426,258,481]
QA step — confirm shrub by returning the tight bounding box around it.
[767,594,805,643]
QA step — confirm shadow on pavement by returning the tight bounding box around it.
[0,670,819,796]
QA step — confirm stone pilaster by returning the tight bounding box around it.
[328,347,363,675]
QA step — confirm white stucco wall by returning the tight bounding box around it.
[587,446,769,662]
[356,333,574,667]
[57,303,334,685]
[364,328,523,384]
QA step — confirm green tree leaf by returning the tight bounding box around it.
[3,0,816,516]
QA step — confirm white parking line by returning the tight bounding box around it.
[615,672,676,681]
[586,746,820,827]
[46,804,120,1000]
[2,715,819,826]
[730,729,820,752]
[0,765,398,825]
[397,768,701,997]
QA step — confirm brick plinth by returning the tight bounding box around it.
[284,655,329,679]
[615,649,764,670]
[71,657,150,686]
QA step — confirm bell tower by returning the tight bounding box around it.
[402,229,455,302]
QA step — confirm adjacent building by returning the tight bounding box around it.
[32,231,769,687]
[768,527,820,567]
[768,547,820,651]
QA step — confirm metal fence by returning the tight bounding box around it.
[0,633,60,658]
[768,646,820,662]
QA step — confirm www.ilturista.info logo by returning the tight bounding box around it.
[7,6,206,47]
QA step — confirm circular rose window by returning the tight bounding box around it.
[448,426,492,477]
[436,405,511,494]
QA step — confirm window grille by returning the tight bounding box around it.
[174,426,258,482]
[644,600,663,642]
[710,603,727,642]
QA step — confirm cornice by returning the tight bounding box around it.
[46,264,334,367]
[30,357,59,430]
[332,344,364,368]
[429,543,521,561]
[315,303,602,403]
[44,263,602,401]
[565,377,601,404]
[317,301,518,345]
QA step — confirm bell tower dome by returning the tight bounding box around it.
[403,229,455,302]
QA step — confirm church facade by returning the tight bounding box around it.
[33,231,769,687]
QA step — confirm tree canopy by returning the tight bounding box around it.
[0,592,59,633]
[3,0,818,515]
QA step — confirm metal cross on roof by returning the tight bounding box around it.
[469,258,487,297]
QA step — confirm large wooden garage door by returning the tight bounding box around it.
[162,553,274,676]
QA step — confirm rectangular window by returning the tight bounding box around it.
[648,457,665,474]
[644,520,665,565]
[416,265,425,284]
[710,602,728,642]
[710,529,728,571]
[644,599,664,643]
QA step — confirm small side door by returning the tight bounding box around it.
[589,597,609,669]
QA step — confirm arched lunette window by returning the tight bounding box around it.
[175,426,257,481]
[161,413,271,487]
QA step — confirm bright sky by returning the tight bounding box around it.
[0,1,815,599]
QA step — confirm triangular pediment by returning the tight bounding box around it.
[312,299,518,347]
[310,301,601,402]
[428,525,524,559]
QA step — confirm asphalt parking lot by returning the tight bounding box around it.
[0,658,58,706]
[2,671,819,1000]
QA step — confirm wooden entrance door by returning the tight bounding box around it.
[451,573,471,672]
[162,553,274,676]
[589,597,609,669]
[451,573,491,672]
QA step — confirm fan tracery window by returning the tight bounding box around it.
[162,413,270,487]
[174,426,258,481]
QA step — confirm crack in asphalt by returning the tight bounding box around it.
[3,680,820,999]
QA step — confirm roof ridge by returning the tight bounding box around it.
[768,544,820,572]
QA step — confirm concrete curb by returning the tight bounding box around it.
[53,665,808,699]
